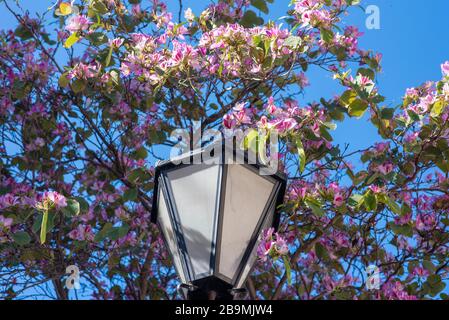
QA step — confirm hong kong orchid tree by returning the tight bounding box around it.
[0,0,448,300]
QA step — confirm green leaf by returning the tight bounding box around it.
[128,168,151,183]
[123,188,138,202]
[348,99,368,118]
[71,79,86,93]
[94,222,113,242]
[40,211,48,244]
[349,194,364,207]
[363,191,377,211]
[425,275,446,297]
[320,28,334,43]
[389,222,413,237]
[251,0,269,14]
[305,198,325,217]
[296,138,306,173]
[87,32,108,46]
[62,199,80,217]
[240,10,264,27]
[108,224,130,241]
[357,68,375,81]
[284,35,302,49]
[380,108,395,120]
[13,231,31,246]
[14,25,33,40]
[315,243,330,261]
[74,197,89,212]
[105,45,113,67]
[423,260,436,273]
[132,146,148,160]
[64,32,79,48]
[283,256,292,285]
[431,100,445,117]
[91,0,109,14]
[378,195,401,215]
[58,72,70,88]
[340,90,357,107]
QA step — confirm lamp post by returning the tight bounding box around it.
[151,140,286,300]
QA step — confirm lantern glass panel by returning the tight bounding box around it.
[217,164,276,281]
[157,187,187,283]
[166,163,222,279]
[235,199,276,287]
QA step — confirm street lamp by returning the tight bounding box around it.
[151,140,286,300]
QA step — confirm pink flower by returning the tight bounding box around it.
[377,162,394,175]
[0,194,19,209]
[333,193,344,207]
[296,72,310,87]
[274,236,289,255]
[441,61,449,76]
[109,37,124,48]
[184,8,195,22]
[65,15,92,33]
[273,118,297,133]
[43,191,67,209]
[68,224,94,241]
[68,62,98,80]
[412,267,429,278]
[416,213,436,231]
[0,215,13,228]
[394,212,411,225]
[374,142,390,154]
[223,114,235,129]
[265,96,277,114]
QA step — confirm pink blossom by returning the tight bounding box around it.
[368,185,383,194]
[394,212,411,225]
[265,97,277,114]
[65,15,92,33]
[109,37,124,48]
[296,72,310,87]
[333,193,344,207]
[0,194,19,209]
[223,114,236,129]
[412,266,429,278]
[441,61,449,76]
[68,62,98,80]
[68,224,94,241]
[0,215,13,228]
[377,162,394,175]
[416,213,436,231]
[273,118,297,134]
[43,191,67,209]
[274,235,289,255]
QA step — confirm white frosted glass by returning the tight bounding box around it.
[236,201,276,288]
[218,164,275,280]
[167,164,221,278]
[158,188,187,283]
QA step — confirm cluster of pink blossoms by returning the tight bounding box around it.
[41,191,67,209]
[120,21,296,92]
[257,228,289,261]
[65,15,92,33]
[293,0,335,28]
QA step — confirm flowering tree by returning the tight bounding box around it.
[0,0,448,300]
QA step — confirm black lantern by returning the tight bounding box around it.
[151,140,286,300]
